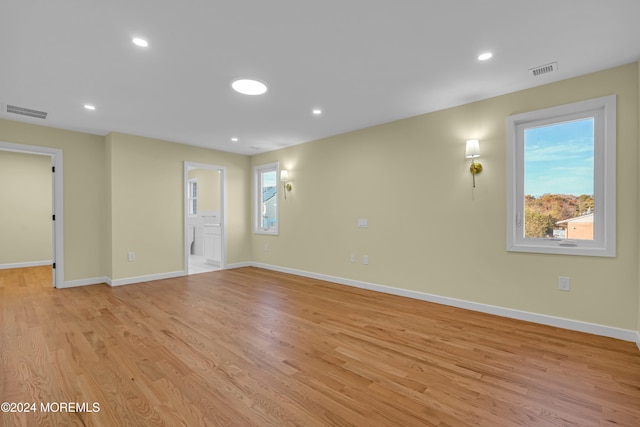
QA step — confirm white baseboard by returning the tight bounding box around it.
[252,262,640,345]
[0,260,52,270]
[59,276,109,288]
[107,270,186,287]
[58,271,188,288]
[225,261,253,270]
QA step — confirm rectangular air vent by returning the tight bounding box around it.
[6,104,48,119]
[529,62,558,77]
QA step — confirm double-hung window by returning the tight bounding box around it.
[254,162,279,235]
[506,95,616,257]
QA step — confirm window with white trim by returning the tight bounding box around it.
[254,162,279,235]
[187,178,198,216]
[506,95,616,257]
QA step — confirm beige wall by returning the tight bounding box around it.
[0,121,251,283]
[0,120,106,281]
[0,151,52,265]
[188,168,221,212]
[106,132,250,280]
[251,63,640,331]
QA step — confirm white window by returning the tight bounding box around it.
[506,95,616,257]
[188,178,198,216]
[254,162,279,234]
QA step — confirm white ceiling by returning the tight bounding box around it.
[1,1,639,155]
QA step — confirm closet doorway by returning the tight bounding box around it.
[0,141,63,287]
[184,162,226,275]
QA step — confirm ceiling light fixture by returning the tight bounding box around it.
[132,37,149,47]
[84,104,96,110]
[312,108,322,116]
[478,52,493,61]
[231,79,268,95]
[231,137,239,142]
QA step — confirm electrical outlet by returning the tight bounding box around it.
[264,243,269,252]
[363,255,369,265]
[128,252,136,262]
[558,276,570,291]
[350,254,356,263]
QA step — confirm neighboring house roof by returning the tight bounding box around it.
[556,213,594,225]
[263,186,277,203]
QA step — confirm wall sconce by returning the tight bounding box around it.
[465,139,483,188]
[280,169,292,199]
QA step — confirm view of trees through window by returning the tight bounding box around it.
[525,194,594,238]
[524,117,595,240]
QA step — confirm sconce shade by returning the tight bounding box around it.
[465,140,480,158]
[280,170,289,181]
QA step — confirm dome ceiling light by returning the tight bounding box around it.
[231,79,268,95]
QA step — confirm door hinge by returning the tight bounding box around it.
[53,263,56,269]
[52,166,55,173]
[52,214,56,221]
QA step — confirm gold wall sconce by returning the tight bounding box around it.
[280,169,292,199]
[465,139,482,188]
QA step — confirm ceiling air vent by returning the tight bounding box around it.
[529,62,558,77]
[6,104,48,119]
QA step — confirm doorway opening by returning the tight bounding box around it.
[184,162,226,275]
[0,141,63,287]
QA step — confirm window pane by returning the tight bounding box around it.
[260,170,277,230]
[188,181,198,215]
[523,118,594,240]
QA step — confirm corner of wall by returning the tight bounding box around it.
[104,133,114,279]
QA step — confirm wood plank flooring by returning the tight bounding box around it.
[1,266,640,426]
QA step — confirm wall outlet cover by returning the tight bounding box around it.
[558,276,570,291]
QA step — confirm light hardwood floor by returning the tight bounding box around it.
[1,266,640,426]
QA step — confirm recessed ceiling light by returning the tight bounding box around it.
[231,79,268,96]
[84,104,96,110]
[478,52,493,61]
[132,37,149,47]
[231,137,239,142]
[312,108,323,116]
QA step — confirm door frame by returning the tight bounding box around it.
[183,161,226,273]
[0,141,63,288]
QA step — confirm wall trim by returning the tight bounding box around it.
[107,270,186,287]
[0,140,64,288]
[252,262,640,345]
[226,261,254,269]
[60,277,109,289]
[0,260,52,270]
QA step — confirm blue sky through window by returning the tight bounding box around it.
[524,118,594,197]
